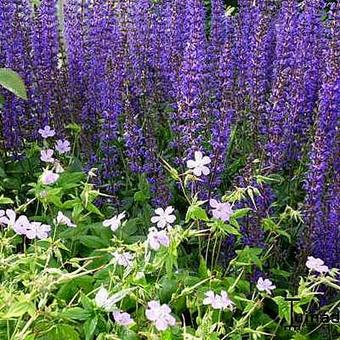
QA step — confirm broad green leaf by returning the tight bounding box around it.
[79,235,109,249]
[0,68,27,99]
[59,307,92,321]
[185,205,208,222]
[232,208,251,219]
[83,316,98,340]
[273,296,291,322]
[0,195,14,204]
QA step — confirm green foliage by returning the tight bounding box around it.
[0,68,27,100]
[0,137,339,339]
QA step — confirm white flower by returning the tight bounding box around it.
[203,291,219,308]
[147,228,170,251]
[145,300,176,331]
[151,206,176,229]
[216,291,235,310]
[306,256,329,274]
[112,311,134,326]
[186,151,211,177]
[13,215,31,235]
[41,170,59,185]
[210,199,233,222]
[256,277,276,295]
[38,125,55,139]
[95,287,116,312]
[25,222,51,240]
[55,139,71,154]
[112,251,134,268]
[0,209,16,227]
[203,290,234,310]
[53,161,64,174]
[56,211,76,228]
[103,211,126,232]
[40,149,55,163]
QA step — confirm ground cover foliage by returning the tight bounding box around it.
[0,0,339,339]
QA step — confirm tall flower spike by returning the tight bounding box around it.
[32,0,60,129]
[264,0,299,172]
[174,0,207,164]
[64,0,87,123]
[0,0,34,151]
[300,2,339,270]
[285,0,324,164]
[207,17,236,193]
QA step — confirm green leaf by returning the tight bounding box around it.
[60,307,92,321]
[0,68,27,99]
[38,324,80,340]
[232,208,251,219]
[79,235,109,249]
[2,301,35,319]
[185,205,208,222]
[0,195,14,204]
[83,316,98,340]
[273,296,291,322]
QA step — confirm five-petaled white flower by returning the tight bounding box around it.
[13,215,31,235]
[56,211,76,228]
[112,311,134,326]
[25,222,51,240]
[94,287,116,312]
[256,277,276,295]
[0,209,16,227]
[38,125,55,139]
[112,251,134,268]
[147,227,170,251]
[210,199,233,222]
[40,149,55,163]
[55,139,71,154]
[103,211,126,232]
[186,151,211,177]
[145,300,176,331]
[151,206,176,229]
[41,170,59,185]
[203,290,234,310]
[306,256,329,274]
[203,291,219,308]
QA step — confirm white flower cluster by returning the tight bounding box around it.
[0,209,76,240]
[38,125,71,186]
[0,209,51,240]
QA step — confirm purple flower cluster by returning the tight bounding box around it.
[0,1,338,257]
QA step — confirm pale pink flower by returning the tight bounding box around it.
[210,199,233,222]
[112,311,134,326]
[216,291,235,310]
[56,211,76,228]
[40,149,55,163]
[95,287,115,312]
[147,228,170,251]
[25,222,51,240]
[38,125,55,139]
[151,206,176,229]
[257,277,276,294]
[103,211,126,232]
[306,256,329,274]
[13,215,31,235]
[41,170,59,185]
[146,300,176,331]
[203,290,234,310]
[112,251,134,268]
[203,291,218,307]
[0,209,16,227]
[55,139,71,154]
[186,151,211,177]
